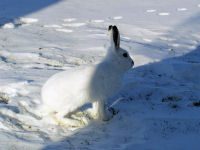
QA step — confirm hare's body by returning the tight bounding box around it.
[41,25,134,126]
[42,63,122,113]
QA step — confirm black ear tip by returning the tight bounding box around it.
[108,25,113,31]
[108,25,118,31]
[112,25,118,32]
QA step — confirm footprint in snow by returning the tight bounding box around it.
[146,9,157,13]
[44,18,85,33]
[158,12,170,16]
[56,28,73,33]
[43,24,62,28]
[62,23,86,27]
[109,16,123,20]
[177,8,188,11]
[1,23,15,29]
[89,20,104,23]
[43,24,73,33]
[159,37,175,41]
[168,43,180,47]
[18,17,38,24]
[1,17,38,29]
[143,38,152,42]
[16,17,38,27]
[88,33,107,38]
[63,18,77,22]
[122,36,131,40]
[0,81,30,99]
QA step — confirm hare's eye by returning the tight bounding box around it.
[123,53,128,58]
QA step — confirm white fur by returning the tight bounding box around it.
[41,25,134,126]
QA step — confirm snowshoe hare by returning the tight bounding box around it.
[41,25,134,126]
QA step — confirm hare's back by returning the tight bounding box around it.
[41,67,93,104]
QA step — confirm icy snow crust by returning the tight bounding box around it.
[0,0,200,149]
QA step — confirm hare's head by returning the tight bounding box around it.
[107,25,134,71]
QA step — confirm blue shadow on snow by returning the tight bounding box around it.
[0,0,61,27]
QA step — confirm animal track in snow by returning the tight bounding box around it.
[159,37,175,41]
[0,50,65,68]
[122,36,131,40]
[110,16,123,20]
[62,23,86,27]
[89,20,104,23]
[0,50,41,63]
[87,29,103,33]
[143,38,152,42]
[0,81,30,98]
[88,33,107,37]
[55,28,73,33]
[1,17,38,29]
[87,47,105,51]
[43,24,62,28]
[168,43,180,47]
[18,17,38,24]
[2,23,15,29]
[177,8,188,11]
[63,18,77,22]
[185,45,196,50]
[158,12,170,16]
[146,9,157,13]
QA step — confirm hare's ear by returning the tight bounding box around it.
[108,25,120,50]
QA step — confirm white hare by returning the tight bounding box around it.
[41,25,134,126]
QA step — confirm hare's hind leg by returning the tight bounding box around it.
[92,101,112,121]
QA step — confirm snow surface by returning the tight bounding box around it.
[0,0,200,149]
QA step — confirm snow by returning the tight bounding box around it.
[158,12,170,16]
[62,23,86,27]
[0,0,200,149]
[18,17,38,24]
[2,23,15,29]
